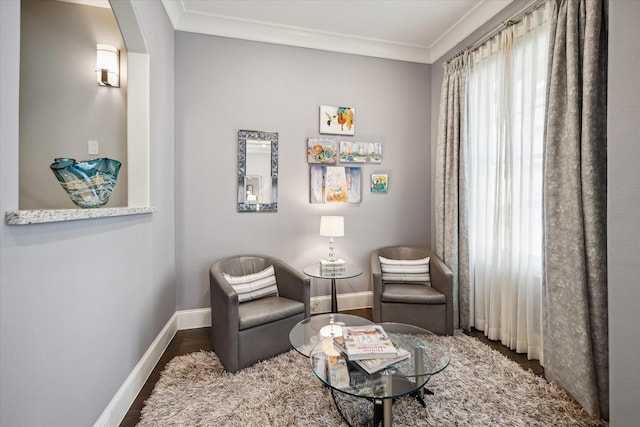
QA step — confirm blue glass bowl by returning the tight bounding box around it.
[50,158,121,208]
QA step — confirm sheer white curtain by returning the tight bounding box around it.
[466,4,549,361]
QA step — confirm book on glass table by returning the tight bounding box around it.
[319,258,347,274]
[333,324,398,360]
[353,347,411,374]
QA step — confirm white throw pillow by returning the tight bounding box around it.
[223,265,279,302]
[379,256,431,284]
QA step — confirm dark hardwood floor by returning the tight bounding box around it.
[119,328,214,427]
[119,308,543,426]
[464,328,544,377]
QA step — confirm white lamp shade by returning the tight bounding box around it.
[319,216,344,237]
[96,44,120,87]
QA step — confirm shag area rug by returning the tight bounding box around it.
[138,333,607,426]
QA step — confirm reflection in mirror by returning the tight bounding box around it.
[19,0,128,209]
[244,175,261,203]
[238,130,278,212]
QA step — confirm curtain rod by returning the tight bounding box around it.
[445,0,549,64]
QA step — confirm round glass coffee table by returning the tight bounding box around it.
[289,313,374,357]
[309,322,450,427]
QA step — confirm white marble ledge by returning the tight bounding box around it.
[5,206,158,225]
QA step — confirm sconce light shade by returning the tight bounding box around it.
[319,216,344,237]
[96,44,119,87]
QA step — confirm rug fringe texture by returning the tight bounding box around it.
[138,334,607,426]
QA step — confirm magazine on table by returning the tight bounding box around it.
[333,324,397,360]
[353,347,411,374]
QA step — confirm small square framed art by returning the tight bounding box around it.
[371,174,388,193]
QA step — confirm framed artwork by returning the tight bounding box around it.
[307,137,338,163]
[319,105,355,136]
[309,166,361,204]
[309,165,325,204]
[325,166,348,203]
[339,141,382,163]
[371,174,388,192]
[345,167,362,203]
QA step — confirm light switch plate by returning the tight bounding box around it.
[88,140,99,155]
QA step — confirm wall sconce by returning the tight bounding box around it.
[96,44,119,87]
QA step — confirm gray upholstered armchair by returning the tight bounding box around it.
[210,255,310,372]
[371,246,454,335]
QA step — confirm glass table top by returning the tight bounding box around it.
[303,264,363,280]
[289,313,374,357]
[309,322,451,400]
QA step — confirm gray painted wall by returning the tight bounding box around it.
[175,33,431,310]
[608,1,640,424]
[430,0,640,423]
[0,0,175,426]
[19,0,128,209]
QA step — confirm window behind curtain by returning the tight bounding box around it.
[465,4,549,361]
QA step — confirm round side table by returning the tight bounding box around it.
[303,264,362,313]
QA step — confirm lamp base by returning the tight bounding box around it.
[319,323,343,338]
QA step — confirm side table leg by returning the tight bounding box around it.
[331,278,338,313]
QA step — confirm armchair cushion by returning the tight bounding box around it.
[381,283,446,304]
[379,256,431,284]
[223,265,279,302]
[238,296,305,330]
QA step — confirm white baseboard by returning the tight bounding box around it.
[93,313,178,427]
[310,291,372,314]
[98,291,372,426]
[177,307,212,329]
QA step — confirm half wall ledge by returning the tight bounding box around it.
[5,206,158,225]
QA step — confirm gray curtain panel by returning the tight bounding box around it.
[543,0,608,420]
[435,53,470,331]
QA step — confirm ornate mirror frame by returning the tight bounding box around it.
[237,130,278,212]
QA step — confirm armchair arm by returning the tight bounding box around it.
[209,265,240,372]
[270,257,311,317]
[370,251,383,323]
[428,253,454,335]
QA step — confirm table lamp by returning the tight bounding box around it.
[319,216,345,265]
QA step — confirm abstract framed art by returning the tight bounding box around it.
[319,105,355,136]
[371,174,388,193]
[345,167,362,203]
[339,141,382,163]
[307,138,338,163]
[309,165,361,204]
[309,165,325,204]
[325,166,348,203]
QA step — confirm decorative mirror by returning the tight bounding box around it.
[237,130,278,212]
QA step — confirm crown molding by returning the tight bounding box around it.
[56,0,111,8]
[161,0,512,64]
[428,0,513,63]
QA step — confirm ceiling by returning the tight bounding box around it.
[160,0,514,64]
